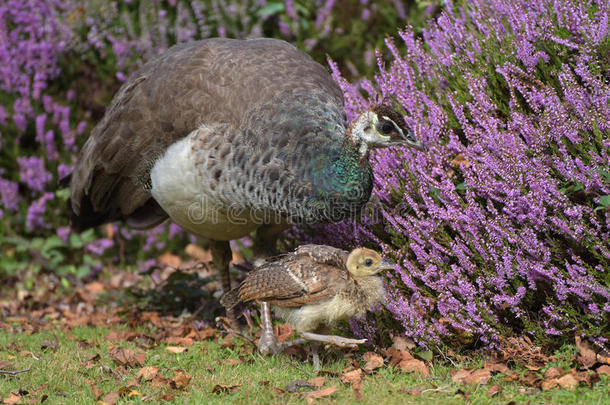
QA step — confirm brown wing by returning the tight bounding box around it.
[293,244,349,268]
[237,253,348,307]
[68,38,343,231]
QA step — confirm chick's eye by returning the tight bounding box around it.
[377,121,394,135]
[364,258,373,266]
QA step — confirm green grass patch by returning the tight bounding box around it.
[1,326,608,404]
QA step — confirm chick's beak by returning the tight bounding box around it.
[378,259,395,272]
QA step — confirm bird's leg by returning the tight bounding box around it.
[210,240,238,330]
[299,331,367,349]
[251,224,288,266]
[311,341,321,374]
[257,302,281,355]
[257,302,309,355]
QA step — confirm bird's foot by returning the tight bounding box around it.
[300,331,367,349]
[258,329,283,355]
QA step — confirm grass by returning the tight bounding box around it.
[1,325,608,404]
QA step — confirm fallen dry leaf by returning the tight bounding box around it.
[487,384,501,397]
[544,366,562,379]
[89,382,103,399]
[3,393,22,404]
[452,368,472,384]
[221,335,234,349]
[484,360,510,374]
[308,376,326,387]
[222,358,239,366]
[84,281,105,294]
[306,385,338,401]
[164,337,194,347]
[185,244,212,261]
[197,327,217,340]
[165,346,187,354]
[40,338,58,352]
[340,369,363,386]
[451,153,471,168]
[466,369,491,385]
[541,378,559,391]
[520,371,542,387]
[276,323,295,342]
[158,252,181,268]
[557,374,579,391]
[172,370,192,389]
[452,368,492,385]
[0,361,13,369]
[391,334,416,351]
[576,336,610,368]
[109,348,144,368]
[363,352,384,372]
[101,391,120,405]
[399,358,429,377]
[212,385,240,394]
[137,366,159,381]
[150,375,170,389]
[597,365,610,375]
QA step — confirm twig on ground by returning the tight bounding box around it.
[0,368,31,375]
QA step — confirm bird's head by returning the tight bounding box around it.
[348,105,424,156]
[346,247,395,277]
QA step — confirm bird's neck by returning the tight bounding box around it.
[344,123,371,167]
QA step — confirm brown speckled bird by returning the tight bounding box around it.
[221,244,393,370]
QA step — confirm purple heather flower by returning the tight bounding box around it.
[26,192,54,230]
[0,177,20,212]
[17,156,52,193]
[86,238,115,256]
[57,225,71,243]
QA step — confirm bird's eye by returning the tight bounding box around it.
[377,121,394,135]
[364,258,373,266]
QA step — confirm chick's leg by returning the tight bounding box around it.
[257,302,281,355]
[210,240,239,330]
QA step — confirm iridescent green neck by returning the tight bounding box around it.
[308,140,374,221]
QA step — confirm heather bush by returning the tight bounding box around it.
[300,0,609,349]
[0,1,428,282]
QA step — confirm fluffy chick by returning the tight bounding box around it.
[222,244,393,368]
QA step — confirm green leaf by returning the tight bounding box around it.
[76,265,90,278]
[42,235,66,253]
[256,2,284,16]
[415,350,434,362]
[55,187,71,201]
[599,195,610,207]
[69,233,83,249]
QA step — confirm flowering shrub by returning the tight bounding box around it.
[0,1,424,282]
[303,0,610,348]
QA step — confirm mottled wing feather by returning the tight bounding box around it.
[69,38,344,230]
[294,244,349,268]
[237,254,348,307]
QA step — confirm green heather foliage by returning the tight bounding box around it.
[300,0,610,349]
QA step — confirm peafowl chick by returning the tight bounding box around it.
[221,244,393,370]
[67,38,423,328]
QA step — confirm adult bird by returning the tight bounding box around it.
[221,244,393,371]
[67,38,423,326]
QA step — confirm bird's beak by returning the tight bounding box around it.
[378,259,395,272]
[400,128,425,151]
